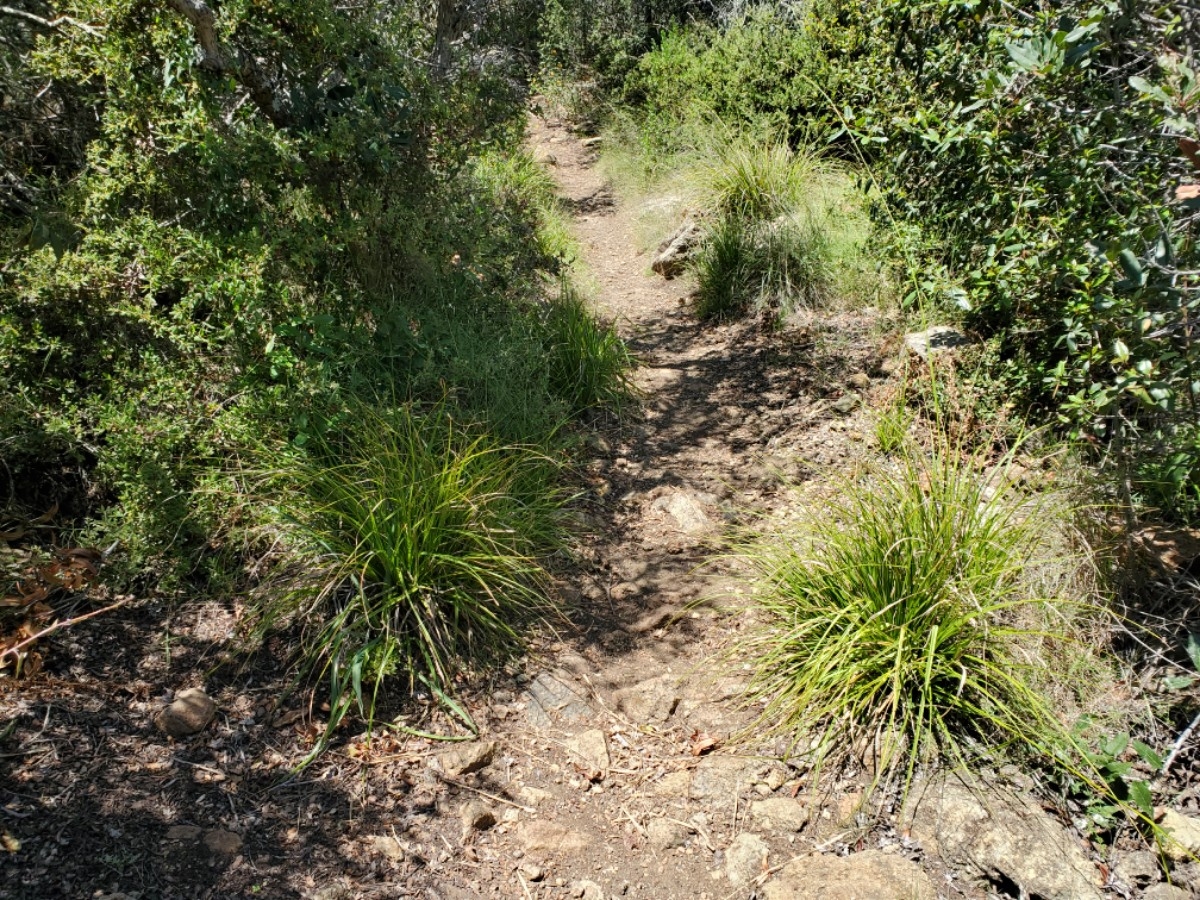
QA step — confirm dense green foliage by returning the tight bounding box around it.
[612,0,1200,522]
[0,1,634,709]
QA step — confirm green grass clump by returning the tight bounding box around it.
[256,402,563,736]
[740,443,1080,779]
[544,289,636,415]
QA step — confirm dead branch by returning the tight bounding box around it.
[0,5,103,37]
[162,0,289,127]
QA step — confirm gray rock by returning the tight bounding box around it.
[202,829,242,856]
[762,850,935,900]
[651,490,716,536]
[566,729,609,777]
[725,833,769,887]
[651,220,701,278]
[615,675,680,724]
[519,863,545,881]
[516,820,589,855]
[831,395,858,415]
[155,688,216,737]
[904,774,1103,900]
[1111,849,1160,884]
[904,325,970,359]
[652,770,692,797]
[646,818,691,850]
[526,673,593,727]
[438,740,495,777]
[460,800,496,831]
[690,755,757,801]
[750,797,808,832]
[570,879,605,900]
[1144,886,1193,900]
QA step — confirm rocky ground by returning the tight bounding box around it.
[2,114,1199,900]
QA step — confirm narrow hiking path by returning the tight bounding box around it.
[382,117,943,900]
[402,117,1125,900]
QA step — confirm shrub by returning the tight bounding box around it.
[739,442,1083,777]
[254,403,564,735]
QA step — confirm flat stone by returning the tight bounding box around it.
[1143,885,1192,900]
[566,729,609,777]
[165,825,202,842]
[904,774,1102,900]
[831,395,858,415]
[652,770,692,797]
[155,688,216,738]
[615,675,680,724]
[1161,809,1200,861]
[904,325,970,359]
[651,490,716,536]
[762,850,935,900]
[646,818,691,851]
[438,740,495,777]
[526,673,593,726]
[202,829,242,856]
[460,800,496,831]
[725,833,769,887]
[369,834,405,861]
[516,821,589,855]
[751,797,808,832]
[690,756,757,801]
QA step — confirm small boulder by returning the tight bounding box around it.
[651,220,701,278]
[725,833,769,887]
[904,325,970,360]
[847,372,871,391]
[438,740,495,777]
[1143,885,1192,900]
[155,688,217,738]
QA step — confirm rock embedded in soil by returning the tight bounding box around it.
[202,829,242,856]
[904,774,1103,900]
[1111,849,1161,885]
[570,879,605,900]
[615,675,680,724]
[690,755,756,800]
[566,729,610,777]
[1143,885,1192,900]
[516,820,590,855]
[155,687,216,737]
[904,325,970,359]
[646,817,691,851]
[762,850,935,900]
[438,740,496,777]
[725,833,769,887]
[460,800,496,832]
[652,770,692,797]
[751,797,808,832]
[526,672,593,726]
[651,489,717,536]
[370,834,405,861]
[651,220,701,278]
[1160,809,1200,861]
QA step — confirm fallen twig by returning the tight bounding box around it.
[0,598,129,664]
[1163,708,1200,775]
[436,774,536,813]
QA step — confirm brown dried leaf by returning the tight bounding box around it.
[1177,183,1200,201]
[30,503,58,526]
[689,731,719,756]
[0,830,19,853]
